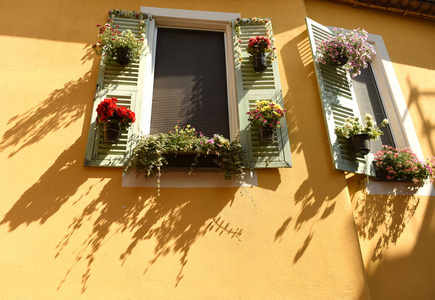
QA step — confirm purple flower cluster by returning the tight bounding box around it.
[316,28,375,77]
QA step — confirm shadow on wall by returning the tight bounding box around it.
[405,76,435,156]
[273,30,344,263]
[364,200,435,300]
[55,182,238,292]
[0,71,92,158]
[353,192,420,262]
[1,135,240,293]
[0,138,90,231]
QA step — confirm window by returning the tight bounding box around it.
[306,17,435,196]
[85,8,292,176]
[139,8,238,140]
[306,17,426,176]
[352,63,394,152]
[150,28,229,137]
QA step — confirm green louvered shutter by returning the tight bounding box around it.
[84,11,150,167]
[305,17,372,175]
[233,18,292,169]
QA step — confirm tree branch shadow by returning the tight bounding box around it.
[353,192,420,262]
[0,71,92,158]
[273,30,341,263]
[0,138,90,231]
[55,183,239,292]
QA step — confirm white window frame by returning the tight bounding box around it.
[361,33,435,196]
[139,7,240,140]
[123,7,258,188]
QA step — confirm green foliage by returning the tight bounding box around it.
[335,113,388,140]
[125,124,246,194]
[92,23,144,64]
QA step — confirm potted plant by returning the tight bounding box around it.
[92,22,144,65]
[96,97,136,143]
[316,27,376,77]
[246,36,272,72]
[373,146,435,183]
[246,100,287,142]
[125,124,246,195]
[335,114,388,155]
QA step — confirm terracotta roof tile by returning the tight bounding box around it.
[325,0,435,21]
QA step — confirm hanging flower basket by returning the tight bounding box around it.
[334,53,348,66]
[316,28,376,77]
[103,122,121,143]
[96,97,136,144]
[348,133,370,155]
[247,36,272,73]
[252,52,267,72]
[335,114,389,156]
[247,100,287,140]
[260,127,274,143]
[116,47,131,65]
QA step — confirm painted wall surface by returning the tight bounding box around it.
[0,0,433,299]
[305,1,435,299]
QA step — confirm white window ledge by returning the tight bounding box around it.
[366,180,435,196]
[122,169,258,188]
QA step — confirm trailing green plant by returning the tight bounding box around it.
[335,113,388,140]
[125,124,246,195]
[374,146,435,183]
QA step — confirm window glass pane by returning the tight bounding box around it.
[352,64,394,152]
[150,28,229,138]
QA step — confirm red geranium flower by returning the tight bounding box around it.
[96,97,135,127]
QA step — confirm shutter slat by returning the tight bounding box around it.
[84,12,149,167]
[235,18,292,169]
[306,17,369,174]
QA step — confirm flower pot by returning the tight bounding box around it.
[103,122,121,143]
[372,162,416,182]
[348,134,370,155]
[373,163,389,180]
[116,47,131,65]
[260,127,274,143]
[252,52,267,72]
[163,151,220,169]
[334,54,348,66]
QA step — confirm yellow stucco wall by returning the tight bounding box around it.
[305,1,435,299]
[0,0,433,298]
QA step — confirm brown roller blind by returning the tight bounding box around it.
[150,28,230,138]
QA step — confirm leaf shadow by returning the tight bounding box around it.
[56,183,239,292]
[0,71,92,158]
[353,192,420,262]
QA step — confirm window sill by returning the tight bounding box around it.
[365,179,435,196]
[122,168,258,188]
